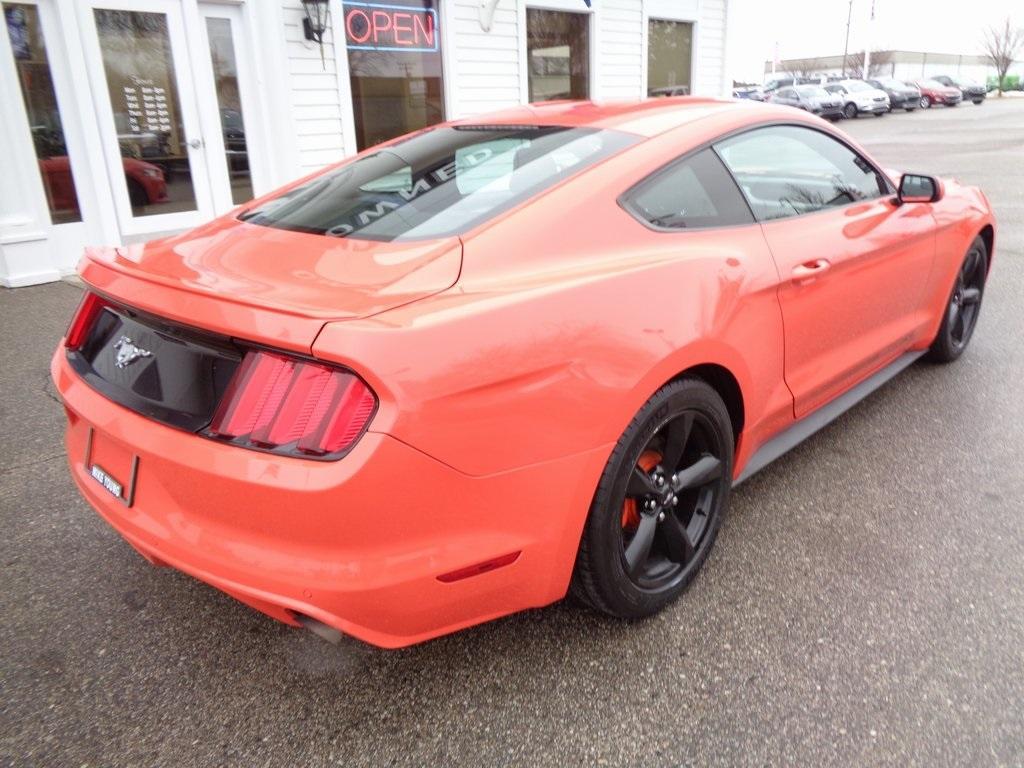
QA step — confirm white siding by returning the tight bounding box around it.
[281,0,352,172]
[696,0,728,96]
[599,0,644,100]
[449,0,523,118]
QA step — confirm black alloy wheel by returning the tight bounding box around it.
[619,411,725,589]
[928,236,988,363]
[843,103,858,119]
[572,378,733,619]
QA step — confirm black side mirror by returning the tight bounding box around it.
[897,173,943,204]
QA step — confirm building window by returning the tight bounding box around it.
[526,9,589,103]
[343,0,445,151]
[647,19,692,97]
[4,3,83,223]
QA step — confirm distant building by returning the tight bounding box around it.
[764,50,1024,84]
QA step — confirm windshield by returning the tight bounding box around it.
[796,85,829,98]
[921,80,946,89]
[880,79,904,88]
[240,125,637,241]
[844,81,871,92]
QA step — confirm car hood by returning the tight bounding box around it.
[80,215,463,325]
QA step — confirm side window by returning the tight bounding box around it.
[777,88,795,99]
[714,125,888,221]
[623,148,754,230]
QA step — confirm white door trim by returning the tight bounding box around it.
[75,0,217,237]
[196,2,270,206]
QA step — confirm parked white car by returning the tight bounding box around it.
[824,80,891,119]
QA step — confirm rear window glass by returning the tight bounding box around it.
[239,125,638,241]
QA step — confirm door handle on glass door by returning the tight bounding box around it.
[187,138,203,149]
[792,259,831,283]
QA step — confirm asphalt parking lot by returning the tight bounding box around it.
[2,98,1023,767]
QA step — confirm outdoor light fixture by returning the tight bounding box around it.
[301,0,330,67]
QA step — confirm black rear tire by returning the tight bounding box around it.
[843,103,858,119]
[927,235,988,363]
[571,378,733,619]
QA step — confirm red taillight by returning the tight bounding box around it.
[65,291,111,349]
[208,350,376,458]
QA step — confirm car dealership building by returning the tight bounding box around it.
[1,0,733,287]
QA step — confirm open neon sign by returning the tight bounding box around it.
[344,2,439,53]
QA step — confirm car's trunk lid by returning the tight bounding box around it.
[80,215,462,350]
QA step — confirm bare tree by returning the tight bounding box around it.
[787,59,820,79]
[843,50,894,79]
[982,18,1024,95]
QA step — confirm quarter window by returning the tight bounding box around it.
[714,125,887,221]
[623,148,754,230]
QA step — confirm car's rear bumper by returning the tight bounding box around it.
[52,348,606,648]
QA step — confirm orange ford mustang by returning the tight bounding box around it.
[52,99,995,648]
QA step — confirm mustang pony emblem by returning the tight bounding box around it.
[113,336,152,369]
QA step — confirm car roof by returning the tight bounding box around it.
[448,97,751,139]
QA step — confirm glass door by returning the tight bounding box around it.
[78,0,215,237]
[197,3,261,207]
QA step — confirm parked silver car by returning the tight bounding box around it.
[770,84,844,120]
[824,79,890,118]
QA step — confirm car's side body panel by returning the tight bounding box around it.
[762,197,937,418]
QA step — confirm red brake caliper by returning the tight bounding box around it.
[621,450,663,532]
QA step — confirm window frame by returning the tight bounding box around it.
[618,120,896,234]
[645,17,695,98]
[522,4,594,104]
[710,121,896,224]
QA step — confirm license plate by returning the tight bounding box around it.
[90,464,124,499]
[83,426,139,507]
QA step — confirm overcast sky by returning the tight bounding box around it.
[729,0,1019,81]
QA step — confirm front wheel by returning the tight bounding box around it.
[920,96,932,109]
[927,236,988,363]
[572,378,733,619]
[973,99,984,105]
[843,103,858,119]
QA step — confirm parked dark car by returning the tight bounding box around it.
[867,78,920,112]
[933,75,986,104]
[913,79,963,108]
[770,84,844,120]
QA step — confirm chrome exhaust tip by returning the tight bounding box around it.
[295,614,343,644]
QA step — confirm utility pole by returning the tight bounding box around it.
[842,0,853,76]
[863,0,876,77]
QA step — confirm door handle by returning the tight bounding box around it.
[187,138,203,150]
[792,259,831,283]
